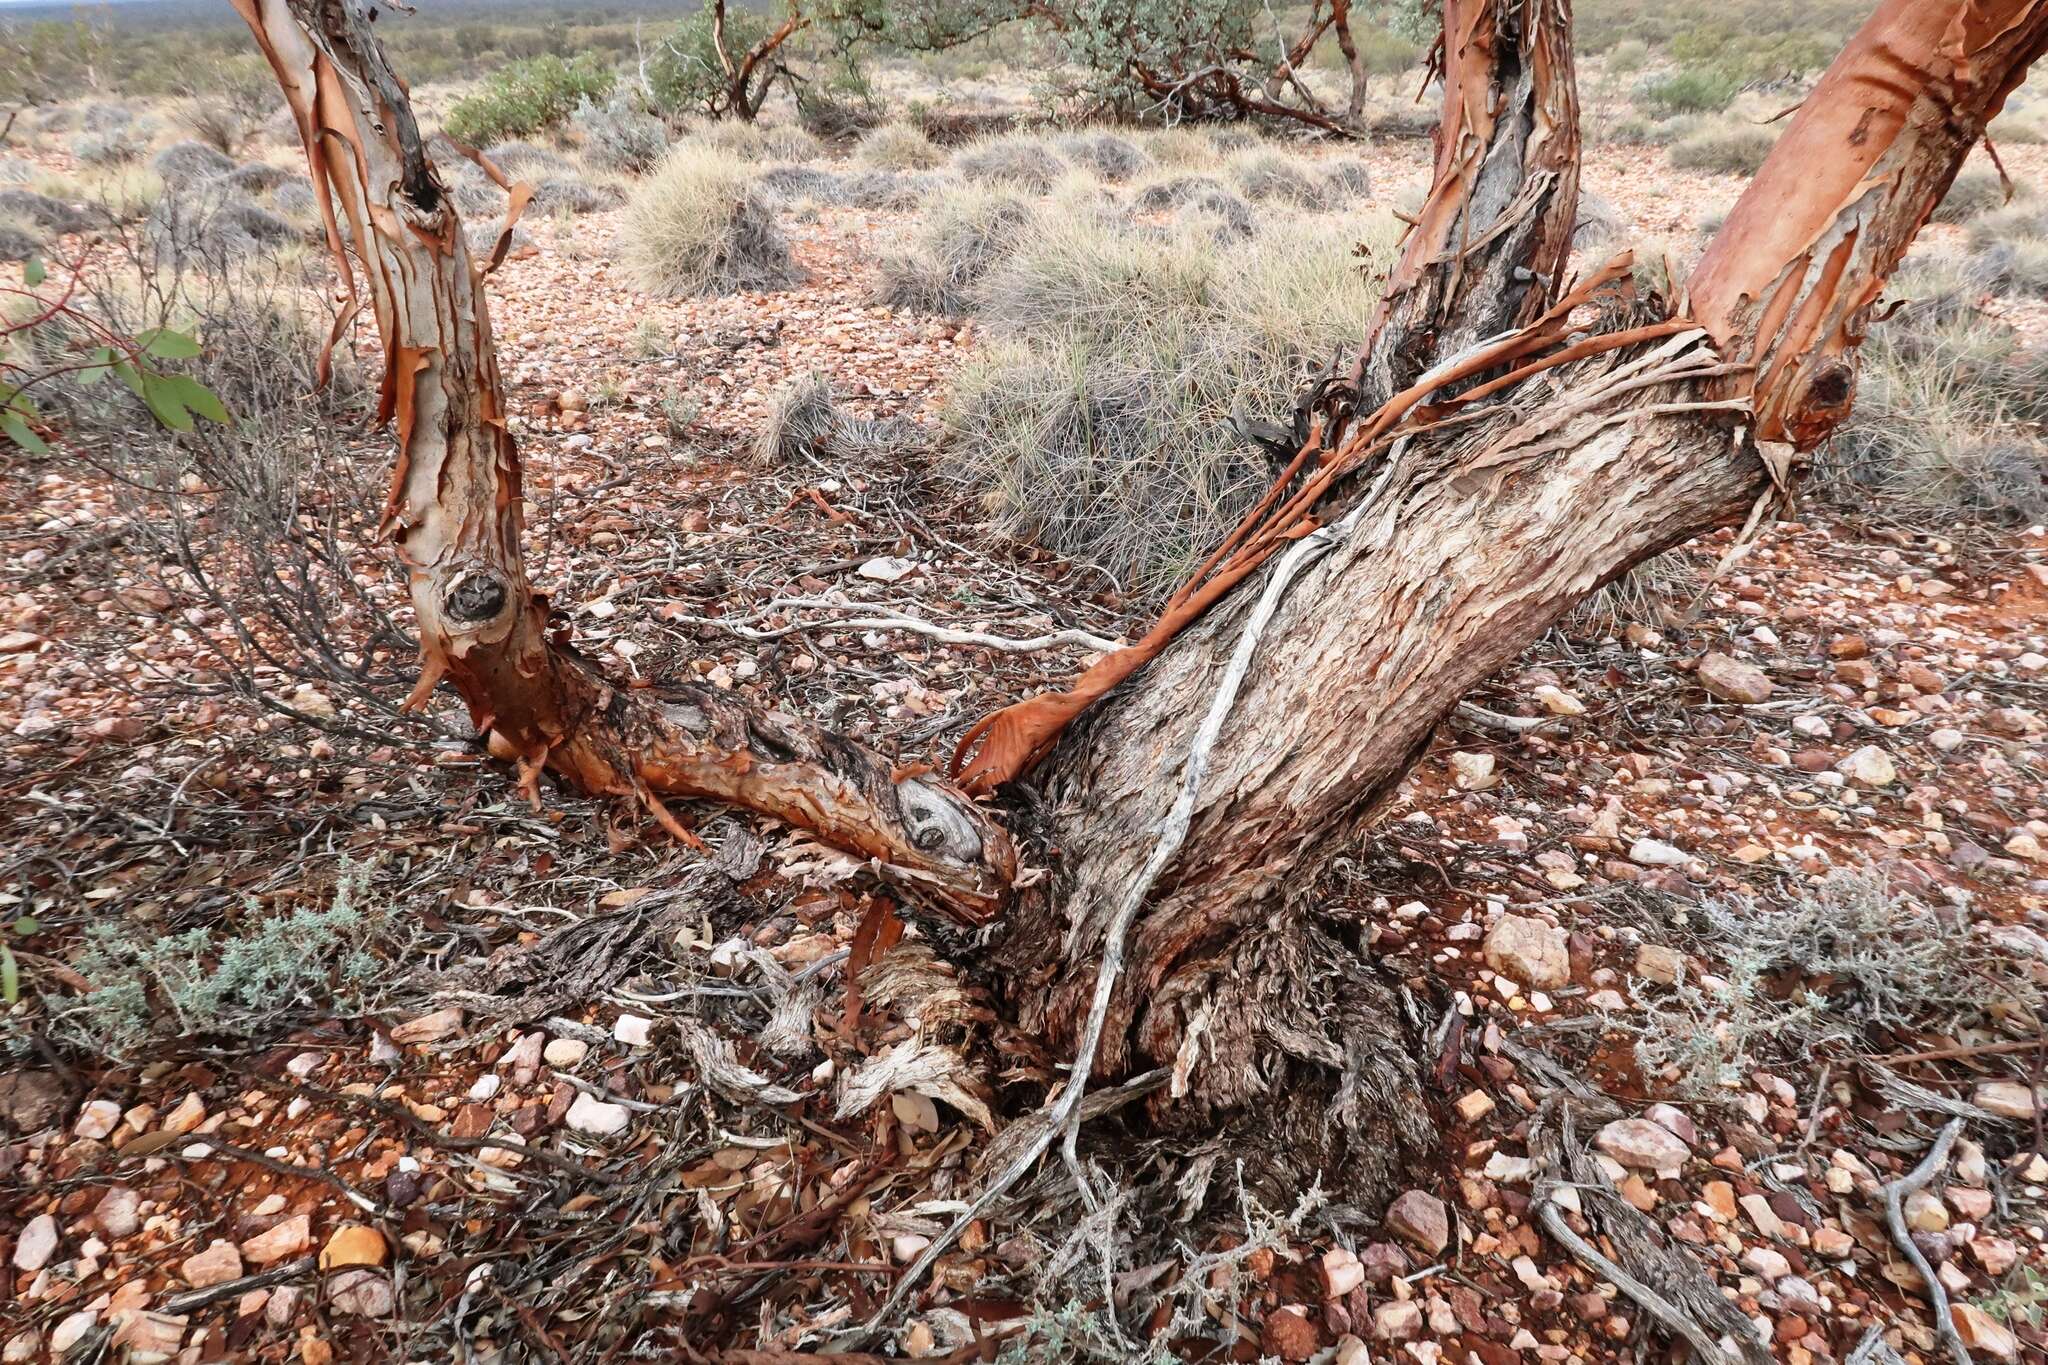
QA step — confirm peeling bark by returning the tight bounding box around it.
[1692,0,2048,447]
[233,0,1014,923]
[1355,0,1582,407]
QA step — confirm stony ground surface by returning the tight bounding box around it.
[2,98,2047,1365]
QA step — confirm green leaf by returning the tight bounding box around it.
[76,347,116,387]
[114,360,144,398]
[139,373,194,432]
[158,374,230,425]
[22,256,45,287]
[1,943,17,1006]
[135,327,203,360]
[0,410,47,455]
[10,916,38,936]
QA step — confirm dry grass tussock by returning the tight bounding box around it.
[952,134,1069,192]
[621,143,802,297]
[945,197,1404,597]
[1828,250,2048,525]
[872,185,1038,316]
[854,123,945,171]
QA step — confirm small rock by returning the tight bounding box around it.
[1260,1305,1319,1361]
[1973,1080,2039,1118]
[1450,751,1497,791]
[1952,1303,2019,1361]
[466,1074,501,1103]
[241,1214,311,1265]
[161,1092,206,1135]
[12,1214,58,1272]
[328,1269,394,1318]
[93,1186,140,1239]
[1454,1090,1496,1123]
[1628,837,1690,867]
[1385,1189,1450,1255]
[1904,1189,1949,1233]
[1839,745,1897,787]
[612,1014,652,1047]
[1970,1236,2018,1276]
[388,1006,464,1045]
[856,556,917,583]
[265,1285,303,1327]
[542,1038,589,1068]
[319,1224,387,1270]
[49,1312,97,1355]
[1358,1242,1409,1282]
[1643,1103,1696,1145]
[1698,653,1774,704]
[1532,685,1585,716]
[1322,1246,1365,1298]
[1812,1227,1855,1258]
[1739,1193,1787,1239]
[1633,944,1685,984]
[73,1099,120,1140]
[1742,1246,1791,1281]
[565,1091,630,1137]
[1482,915,1570,989]
[1374,1301,1424,1342]
[181,1239,244,1287]
[1594,1117,1690,1173]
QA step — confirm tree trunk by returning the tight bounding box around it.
[989,0,2048,1203]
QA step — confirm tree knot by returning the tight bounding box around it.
[441,566,511,627]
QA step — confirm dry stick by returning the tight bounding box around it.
[665,600,1122,655]
[1533,1201,1746,1365]
[1882,1117,1971,1365]
[160,1255,318,1315]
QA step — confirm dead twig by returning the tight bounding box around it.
[160,1255,317,1315]
[1533,1200,1747,1365]
[1882,1117,1970,1365]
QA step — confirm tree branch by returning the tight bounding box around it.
[231,0,1016,923]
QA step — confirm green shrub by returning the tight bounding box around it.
[646,4,765,117]
[620,143,801,296]
[1668,121,1776,175]
[1355,24,1422,77]
[49,863,396,1060]
[1635,68,1741,115]
[445,53,614,146]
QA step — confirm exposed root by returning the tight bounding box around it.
[1531,1101,1771,1365]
